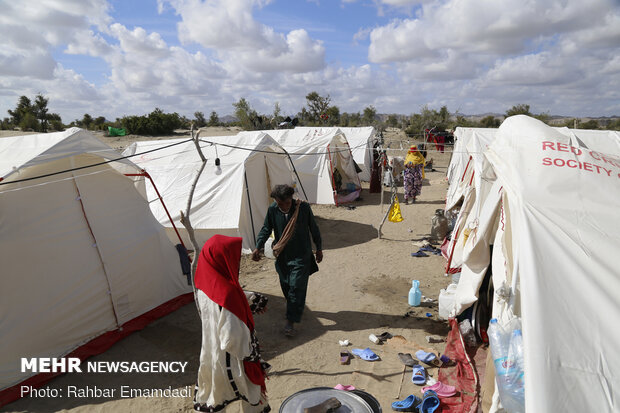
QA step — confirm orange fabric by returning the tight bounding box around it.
[271,199,301,257]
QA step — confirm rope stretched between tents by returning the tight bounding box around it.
[1,133,465,188]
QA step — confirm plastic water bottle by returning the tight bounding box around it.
[507,329,525,385]
[408,280,422,306]
[487,319,524,412]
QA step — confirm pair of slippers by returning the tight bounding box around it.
[421,382,457,398]
[351,347,380,361]
[411,250,429,257]
[333,384,355,391]
[391,390,440,412]
[415,350,442,368]
[369,331,393,344]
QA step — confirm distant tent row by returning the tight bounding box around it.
[443,116,620,412]
[248,127,363,204]
[0,128,192,406]
[123,132,297,252]
[294,126,378,182]
[125,127,367,251]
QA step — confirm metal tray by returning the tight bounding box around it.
[279,387,374,413]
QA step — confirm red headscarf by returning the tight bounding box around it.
[194,235,266,392]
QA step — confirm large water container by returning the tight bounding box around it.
[430,209,449,242]
[438,283,458,320]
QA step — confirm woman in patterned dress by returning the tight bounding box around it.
[403,145,425,204]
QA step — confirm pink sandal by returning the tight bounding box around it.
[421,381,457,397]
[334,384,356,391]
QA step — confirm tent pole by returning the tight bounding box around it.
[326,143,339,206]
[244,171,257,244]
[126,171,187,251]
[71,171,121,328]
[378,193,395,239]
[509,245,520,309]
[380,150,385,212]
[284,150,308,202]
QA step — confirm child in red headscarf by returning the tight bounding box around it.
[193,235,270,413]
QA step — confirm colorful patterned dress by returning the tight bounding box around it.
[403,164,423,201]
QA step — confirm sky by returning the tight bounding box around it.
[1,0,619,123]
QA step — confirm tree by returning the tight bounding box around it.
[605,118,620,131]
[20,113,38,131]
[579,119,599,129]
[348,112,361,127]
[81,114,93,130]
[1,117,11,130]
[481,115,500,128]
[233,98,253,129]
[120,108,182,135]
[272,102,283,126]
[8,96,33,127]
[387,114,399,128]
[33,94,49,132]
[305,92,331,124]
[232,98,266,130]
[208,111,219,127]
[48,113,64,131]
[438,106,451,129]
[506,104,531,117]
[324,105,340,126]
[194,111,206,127]
[362,105,377,125]
[93,116,106,131]
[533,112,551,124]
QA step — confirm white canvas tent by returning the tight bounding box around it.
[123,132,296,252]
[254,128,361,204]
[444,128,498,276]
[0,128,191,403]
[295,126,377,181]
[450,116,620,412]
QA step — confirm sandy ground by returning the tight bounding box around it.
[2,127,455,413]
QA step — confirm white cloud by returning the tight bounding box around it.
[1,0,619,122]
[362,0,620,116]
[0,0,112,80]
[161,0,325,73]
[369,0,619,63]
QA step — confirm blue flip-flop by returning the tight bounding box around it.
[420,246,442,256]
[351,347,379,361]
[391,394,422,412]
[411,250,429,257]
[411,364,427,385]
[419,246,434,252]
[415,350,439,367]
[420,390,440,413]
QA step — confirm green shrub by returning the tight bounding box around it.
[120,108,182,135]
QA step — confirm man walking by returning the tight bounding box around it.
[252,185,322,337]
